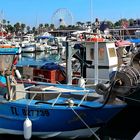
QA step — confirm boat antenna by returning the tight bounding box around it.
[90,0,93,32]
[0,10,4,39]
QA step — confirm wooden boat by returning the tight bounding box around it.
[0,46,127,139]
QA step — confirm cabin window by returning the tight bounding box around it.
[98,47,104,60]
[90,47,105,60]
[90,48,94,60]
[108,48,116,57]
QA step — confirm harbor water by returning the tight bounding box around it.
[17,51,62,68]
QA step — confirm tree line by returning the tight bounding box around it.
[1,18,140,36]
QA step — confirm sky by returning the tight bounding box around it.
[0,0,140,27]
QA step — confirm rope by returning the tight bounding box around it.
[70,107,100,140]
[16,89,91,94]
[118,95,140,103]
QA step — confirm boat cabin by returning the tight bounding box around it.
[0,47,21,100]
[82,41,118,83]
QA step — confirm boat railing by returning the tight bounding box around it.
[16,87,92,107]
[77,92,89,107]
[24,85,36,90]
[52,92,62,106]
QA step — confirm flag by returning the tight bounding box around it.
[121,21,129,29]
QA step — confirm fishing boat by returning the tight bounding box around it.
[21,44,36,53]
[95,47,140,106]
[35,35,59,51]
[0,45,127,140]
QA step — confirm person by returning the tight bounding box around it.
[94,18,100,34]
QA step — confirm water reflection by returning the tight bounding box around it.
[17,50,62,67]
[0,134,91,140]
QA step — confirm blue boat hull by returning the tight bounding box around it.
[0,99,124,137]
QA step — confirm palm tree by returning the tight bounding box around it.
[2,19,6,25]
[32,27,36,35]
[7,21,10,25]
[76,21,82,27]
[6,25,14,33]
[114,21,120,28]
[128,19,134,26]
[2,19,6,29]
[59,25,66,30]
[39,23,43,28]
[21,23,26,34]
[44,23,49,31]
[81,22,85,29]
[50,24,55,30]
[38,23,44,34]
[14,22,21,35]
[26,26,30,33]
[86,21,91,26]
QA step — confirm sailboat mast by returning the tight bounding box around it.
[0,10,4,39]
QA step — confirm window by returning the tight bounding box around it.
[108,48,116,57]
[90,47,105,60]
[98,47,104,60]
[90,48,94,60]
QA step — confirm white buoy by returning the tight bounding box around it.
[66,99,74,107]
[15,69,22,79]
[78,77,85,88]
[23,118,32,140]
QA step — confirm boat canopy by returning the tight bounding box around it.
[115,40,132,47]
[0,47,20,55]
[36,35,54,40]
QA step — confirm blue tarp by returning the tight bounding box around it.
[36,36,54,40]
[127,39,140,44]
[41,62,64,70]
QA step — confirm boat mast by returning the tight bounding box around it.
[0,10,4,39]
[94,41,99,84]
[90,0,93,31]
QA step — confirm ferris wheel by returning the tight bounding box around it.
[52,8,73,28]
